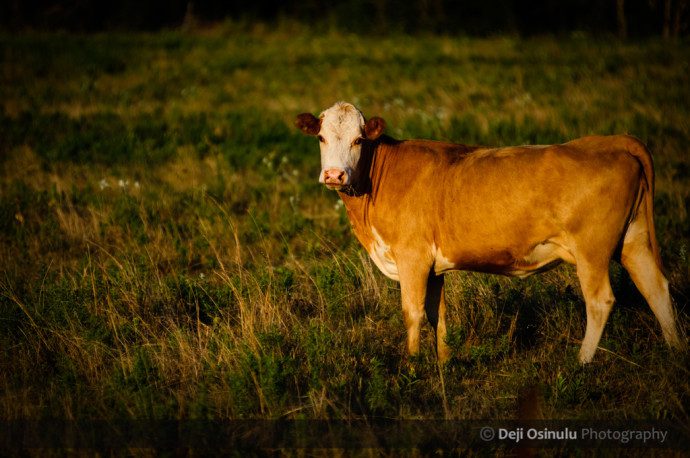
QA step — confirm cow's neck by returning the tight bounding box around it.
[337,139,391,245]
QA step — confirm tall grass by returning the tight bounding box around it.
[0,24,689,422]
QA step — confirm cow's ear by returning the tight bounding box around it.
[296,113,321,136]
[364,117,386,140]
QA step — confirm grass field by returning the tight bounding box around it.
[1,23,689,426]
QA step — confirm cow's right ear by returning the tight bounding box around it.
[296,113,321,136]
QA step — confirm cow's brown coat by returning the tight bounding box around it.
[297,102,684,363]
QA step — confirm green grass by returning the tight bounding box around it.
[1,23,689,424]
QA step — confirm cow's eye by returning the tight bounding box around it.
[317,135,325,143]
[353,138,363,146]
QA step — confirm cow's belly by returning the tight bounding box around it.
[435,239,574,278]
[506,241,567,278]
[365,224,574,282]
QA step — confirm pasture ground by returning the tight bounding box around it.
[1,23,689,445]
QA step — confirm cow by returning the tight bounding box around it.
[296,101,684,364]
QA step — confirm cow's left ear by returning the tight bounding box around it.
[364,117,386,140]
[296,113,321,136]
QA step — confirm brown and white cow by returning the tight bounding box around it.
[296,101,684,363]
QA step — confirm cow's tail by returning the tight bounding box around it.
[626,136,664,271]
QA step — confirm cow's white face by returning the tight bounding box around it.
[297,102,386,190]
[317,102,365,189]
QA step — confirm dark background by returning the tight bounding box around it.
[1,0,688,38]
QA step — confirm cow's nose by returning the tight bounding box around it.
[323,168,347,186]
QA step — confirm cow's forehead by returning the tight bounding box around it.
[320,102,364,139]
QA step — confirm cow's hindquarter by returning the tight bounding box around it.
[613,138,684,350]
[565,137,684,359]
[562,144,643,362]
[620,195,683,350]
[435,141,655,362]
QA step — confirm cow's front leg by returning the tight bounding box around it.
[425,273,451,363]
[398,261,433,357]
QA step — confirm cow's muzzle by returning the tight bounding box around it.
[321,168,349,189]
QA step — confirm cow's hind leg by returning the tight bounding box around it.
[576,260,616,364]
[425,274,451,363]
[620,226,684,350]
